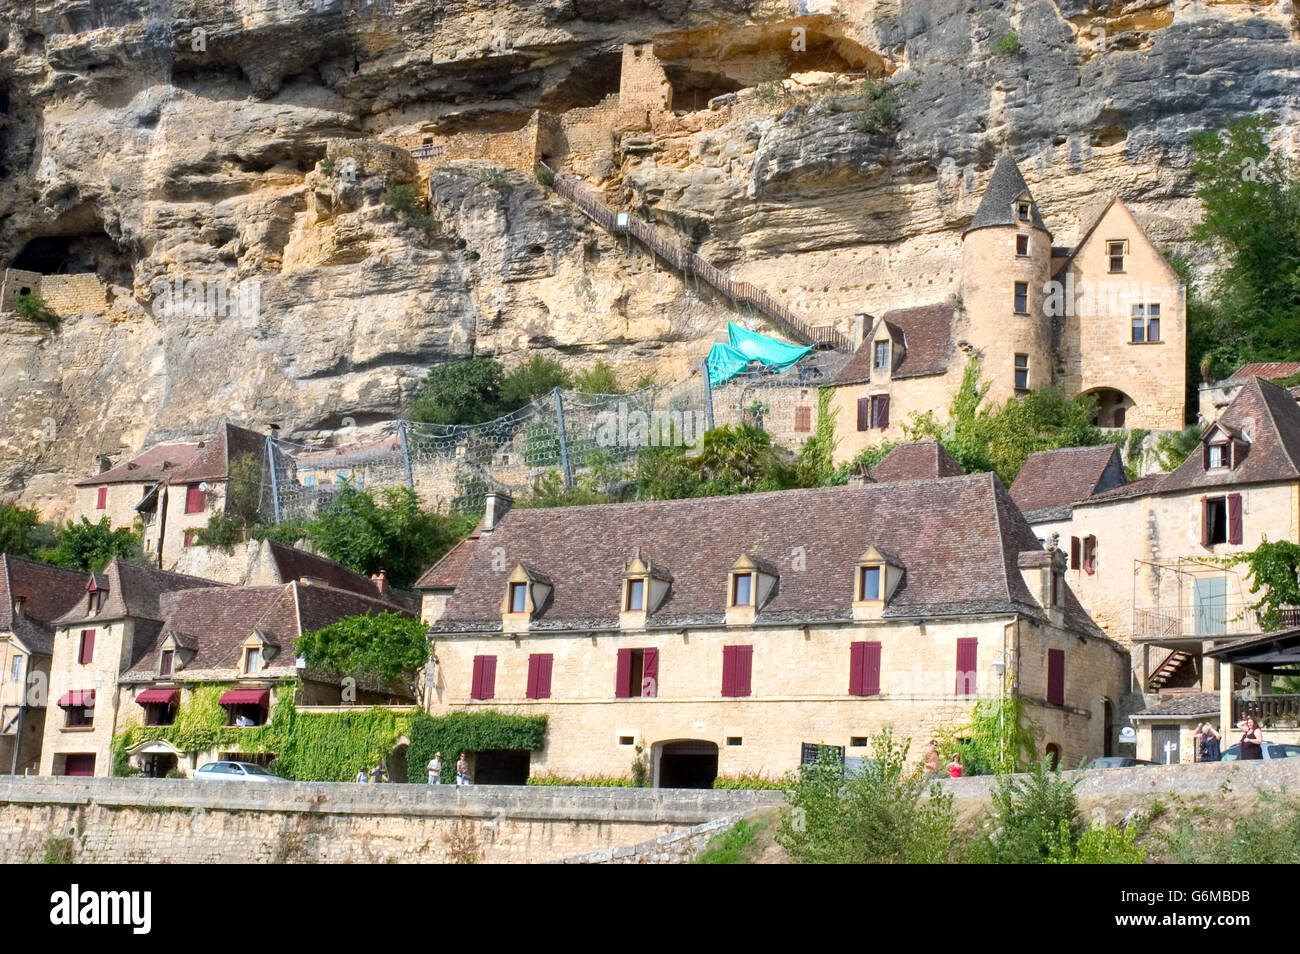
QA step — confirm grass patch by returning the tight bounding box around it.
[694,817,767,864]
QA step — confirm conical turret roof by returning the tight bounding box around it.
[964,155,1049,234]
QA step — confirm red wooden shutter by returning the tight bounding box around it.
[615,648,632,698]
[856,397,871,432]
[526,655,539,699]
[481,656,496,699]
[733,645,753,697]
[1070,536,1080,570]
[862,641,881,696]
[875,395,890,429]
[721,646,735,696]
[1200,496,1210,547]
[185,484,204,514]
[794,406,811,432]
[955,638,978,696]
[642,648,658,698]
[1227,493,1243,545]
[79,629,95,665]
[537,654,553,699]
[849,642,865,695]
[1047,649,1065,706]
[470,656,483,698]
[95,487,107,510]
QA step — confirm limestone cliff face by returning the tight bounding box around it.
[0,0,1297,516]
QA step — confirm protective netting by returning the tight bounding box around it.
[258,354,848,522]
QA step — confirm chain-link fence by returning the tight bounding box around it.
[257,353,848,522]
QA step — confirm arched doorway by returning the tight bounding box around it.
[1083,388,1136,428]
[653,739,719,788]
[1045,743,1062,771]
[127,739,184,778]
[387,741,409,784]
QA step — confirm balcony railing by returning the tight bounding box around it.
[1233,692,1300,727]
[1133,601,1262,640]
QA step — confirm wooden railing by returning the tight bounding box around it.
[541,164,854,353]
[1134,601,1263,639]
[1233,693,1300,726]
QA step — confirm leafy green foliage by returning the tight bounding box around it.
[1228,538,1300,630]
[296,611,430,696]
[853,80,901,134]
[667,424,798,496]
[407,710,547,783]
[968,760,1084,864]
[573,360,622,394]
[14,292,60,327]
[776,729,956,864]
[41,517,145,572]
[409,358,505,425]
[534,164,555,187]
[1048,819,1147,864]
[525,774,636,787]
[307,485,460,589]
[498,354,572,409]
[0,503,44,558]
[694,818,766,864]
[383,184,417,212]
[250,518,312,546]
[1158,790,1300,863]
[478,166,508,190]
[993,30,1021,55]
[712,774,789,790]
[937,692,1041,777]
[194,511,247,550]
[1155,424,1202,472]
[794,388,839,486]
[1188,116,1300,371]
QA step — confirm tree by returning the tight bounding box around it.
[296,611,430,700]
[0,503,43,558]
[498,354,571,409]
[777,728,956,864]
[223,453,263,524]
[306,485,459,589]
[573,361,622,395]
[409,358,505,426]
[41,517,145,572]
[1229,538,1300,631]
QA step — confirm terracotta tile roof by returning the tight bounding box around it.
[1010,444,1125,516]
[415,536,480,589]
[432,475,1103,638]
[1160,378,1300,493]
[964,156,1049,235]
[262,540,402,605]
[53,559,223,626]
[1132,691,1219,718]
[76,422,264,486]
[77,442,204,487]
[1082,473,1165,504]
[869,441,965,483]
[1231,362,1300,381]
[834,304,955,385]
[0,555,91,655]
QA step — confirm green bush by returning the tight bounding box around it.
[478,167,508,190]
[194,511,247,550]
[410,357,505,426]
[1049,819,1147,864]
[383,184,417,212]
[853,80,901,134]
[994,31,1021,56]
[14,292,60,327]
[713,774,790,790]
[296,611,430,698]
[41,517,145,572]
[968,760,1084,863]
[534,165,555,187]
[407,711,547,783]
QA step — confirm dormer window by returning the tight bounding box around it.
[726,555,777,622]
[731,573,753,607]
[1017,201,1031,222]
[858,565,882,602]
[160,650,174,677]
[852,546,902,619]
[625,578,645,612]
[509,582,528,614]
[620,554,668,626]
[244,647,261,674]
[874,340,890,371]
[501,564,553,632]
[1208,442,1227,470]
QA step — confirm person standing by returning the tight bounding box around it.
[1237,715,1263,760]
[922,740,940,779]
[371,761,387,783]
[455,752,470,786]
[427,752,442,785]
[947,752,963,779]
[355,768,368,784]
[1200,723,1222,762]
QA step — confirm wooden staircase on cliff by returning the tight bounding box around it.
[1146,648,1193,690]
[537,163,855,353]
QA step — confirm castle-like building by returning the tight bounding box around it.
[831,156,1187,463]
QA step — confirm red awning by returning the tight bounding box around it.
[57,690,95,708]
[135,689,179,706]
[219,689,269,707]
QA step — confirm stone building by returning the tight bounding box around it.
[0,556,91,775]
[1014,378,1300,740]
[417,478,1130,785]
[831,156,1187,464]
[73,422,264,570]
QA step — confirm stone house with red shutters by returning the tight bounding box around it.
[417,475,1130,786]
[1013,378,1300,725]
[74,422,265,571]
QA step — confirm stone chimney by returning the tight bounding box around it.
[370,572,390,596]
[483,491,514,533]
[852,313,873,342]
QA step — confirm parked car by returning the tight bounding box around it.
[1085,757,1154,770]
[1217,742,1300,761]
[194,761,289,781]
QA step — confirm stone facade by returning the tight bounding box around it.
[0,269,107,316]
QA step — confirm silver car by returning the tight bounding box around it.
[194,760,289,781]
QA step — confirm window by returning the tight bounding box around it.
[856,396,871,432]
[509,582,528,614]
[731,573,753,607]
[726,736,743,746]
[793,406,812,432]
[9,655,22,683]
[77,629,95,665]
[625,578,645,612]
[303,474,316,488]
[244,647,260,674]
[1081,535,1096,575]
[1208,443,1227,469]
[1013,282,1029,314]
[65,703,94,729]
[145,703,176,727]
[721,645,753,697]
[1017,201,1031,222]
[1016,233,1029,256]
[226,705,266,727]
[870,395,890,430]
[184,484,205,514]
[471,655,497,699]
[874,340,890,371]
[1107,240,1126,273]
[850,736,870,747]
[1131,303,1160,343]
[160,650,174,677]
[526,653,553,699]
[848,641,882,696]
[1201,494,1242,547]
[616,647,657,698]
[1047,649,1065,706]
[619,736,635,746]
[858,565,881,601]
[95,487,107,510]
[1014,354,1029,392]
[955,638,978,696]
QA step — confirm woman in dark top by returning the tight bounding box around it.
[1200,722,1222,762]
[1237,715,1263,760]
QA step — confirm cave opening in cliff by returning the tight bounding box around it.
[541,50,623,110]
[10,225,132,286]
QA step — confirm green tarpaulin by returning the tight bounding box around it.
[705,323,812,387]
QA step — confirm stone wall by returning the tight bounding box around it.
[0,269,108,316]
[0,776,779,864]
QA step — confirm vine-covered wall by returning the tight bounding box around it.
[408,711,548,782]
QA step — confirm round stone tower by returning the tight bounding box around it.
[958,156,1054,406]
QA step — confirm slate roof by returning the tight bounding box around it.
[1010,444,1126,520]
[259,540,418,610]
[123,580,416,678]
[869,441,964,483]
[53,559,222,627]
[431,475,1104,638]
[76,422,263,486]
[1230,362,1300,381]
[0,555,91,655]
[1160,377,1300,493]
[964,156,1049,235]
[415,536,480,589]
[1132,691,1219,718]
[1081,473,1166,505]
[834,304,955,385]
